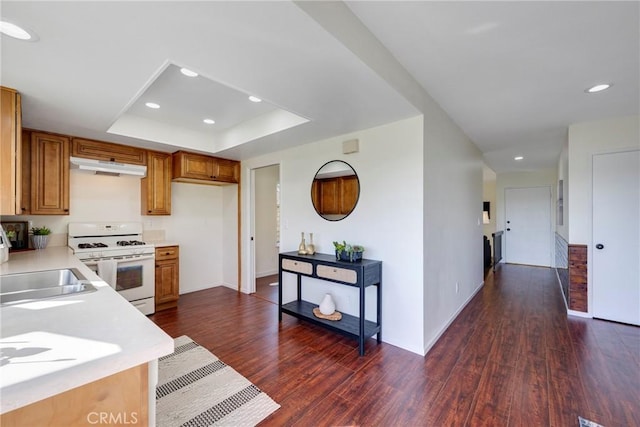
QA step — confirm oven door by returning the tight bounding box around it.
[86,255,155,303]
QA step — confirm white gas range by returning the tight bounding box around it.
[68,222,155,315]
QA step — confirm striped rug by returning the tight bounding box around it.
[156,336,280,426]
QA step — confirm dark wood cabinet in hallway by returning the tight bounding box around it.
[149,264,639,426]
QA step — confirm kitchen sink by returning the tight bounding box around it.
[0,268,97,305]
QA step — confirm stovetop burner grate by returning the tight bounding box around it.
[78,243,109,249]
[117,240,146,246]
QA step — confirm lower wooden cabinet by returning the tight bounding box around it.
[155,245,179,311]
[0,363,149,427]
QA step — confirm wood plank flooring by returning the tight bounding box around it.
[149,264,639,426]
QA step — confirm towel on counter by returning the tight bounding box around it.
[97,260,118,288]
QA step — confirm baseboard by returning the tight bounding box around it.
[423,280,485,355]
[568,309,591,318]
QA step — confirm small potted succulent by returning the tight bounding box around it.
[30,226,52,249]
[333,240,364,262]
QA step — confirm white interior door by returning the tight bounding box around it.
[505,187,551,266]
[593,150,640,325]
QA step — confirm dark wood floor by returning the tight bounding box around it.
[253,274,278,304]
[149,264,639,426]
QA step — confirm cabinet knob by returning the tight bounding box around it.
[63,209,69,212]
[148,210,152,213]
[165,252,170,255]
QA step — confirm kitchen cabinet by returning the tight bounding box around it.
[0,86,22,215]
[312,175,358,215]
[172,151,239,185]
[72,137,147,165]
[155,245,179,311]
[142,150,171,215]
[30,132,70,215]
[278,252,382,356]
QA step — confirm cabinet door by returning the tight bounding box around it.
[141,151,171,215]
[340,176,359,214]
[176,152,213,180]
[212,158,239,183]
[72,138,146,165]
[319,178,340,215]
[30,132,70,215]
[155,259,179,308]
[0,87,22,215]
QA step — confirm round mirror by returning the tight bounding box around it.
[311,160,360,221]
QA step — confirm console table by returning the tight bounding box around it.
[278,251,382,356]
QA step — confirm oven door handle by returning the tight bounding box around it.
[83,254,155,266]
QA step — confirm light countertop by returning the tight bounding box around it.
[0,247,174,414]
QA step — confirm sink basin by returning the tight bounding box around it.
[0,268,97,305]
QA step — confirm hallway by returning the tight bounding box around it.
[150,264,639,426]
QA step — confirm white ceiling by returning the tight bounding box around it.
[1,1,637,174]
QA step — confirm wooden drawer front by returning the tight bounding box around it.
[72,138,147,165]
[317,265,357,284]
[156,246,179,260]
[282,258,312,275]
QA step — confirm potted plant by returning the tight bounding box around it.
[31,226,51,249]
[333,240,365,262]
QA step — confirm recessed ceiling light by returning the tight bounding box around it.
[203,119,215,124]
[180,68,198,77]
[514,156,524,161]
[145,102,160,109]
[586,83,612,93]
[248,96,262,103]
[0,20,36,41]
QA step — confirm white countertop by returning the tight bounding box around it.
[0,247,174,414]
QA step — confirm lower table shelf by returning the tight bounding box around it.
[281,300,380,341]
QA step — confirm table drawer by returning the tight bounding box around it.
[316,265,357,284]
[282,258,312,275]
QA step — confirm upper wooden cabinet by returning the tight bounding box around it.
[1,86,22,215]
[141,150,171,215]
[172,151,239,185]
[72,138,147,165]
[30,132,70,215]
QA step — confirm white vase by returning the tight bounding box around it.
[319,293,336,315]
[31,235,49,250]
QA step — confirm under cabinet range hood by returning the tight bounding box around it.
[69,156,147,177]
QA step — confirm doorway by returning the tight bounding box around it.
[251,164,280,303]
[504,186,552,266]
[592,150,640,325]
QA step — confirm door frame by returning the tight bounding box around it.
[247,162,281,294]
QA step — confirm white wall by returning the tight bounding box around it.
[567,115,640,314]
[221,184,239,289]
[568,115,640,244]
[422,108,484,353]
[2,172,232,294]
[242,116,426,355]
[254,165,279,277]
[163,182,226,294]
